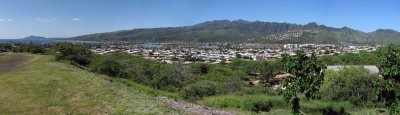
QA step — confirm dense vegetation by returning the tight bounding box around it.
[321,67,383,106]
[319,51,381,65]
[4,42,400,114]
[70,20,400,44]
[377,44,400,113]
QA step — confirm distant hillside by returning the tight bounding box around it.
[70,20,400,44]
[22,36,65,40]
[22,36,48,40]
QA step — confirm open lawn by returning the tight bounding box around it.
[0,53,184,114]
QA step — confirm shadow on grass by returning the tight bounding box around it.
[321,107,349,115]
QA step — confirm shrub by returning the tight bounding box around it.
[53,43,92,65]
[321,67,383,107]
[189,63,209,75]
[243,99,272,112]
[219,78,243,94]
[180,80,219,101]
[89,55,125,77]
[228,58,260,74]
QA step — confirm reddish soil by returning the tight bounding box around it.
[0,54,33,72]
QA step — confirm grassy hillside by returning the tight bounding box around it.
[0,53,183,114]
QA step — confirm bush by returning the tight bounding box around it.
[219,78,243,94]
[243,98,272,112]
[89,55,125,77]
[321,67,383,107]
[13,44,47,54]
[228,58,260,74]
[189,63,209,75]
[180,80,219,101]
[53,43,92,65]
[89,53,190,92]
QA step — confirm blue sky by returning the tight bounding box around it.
[0,0,399,39]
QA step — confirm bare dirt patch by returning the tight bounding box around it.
[0,54,33,72]
[157,96,235,115]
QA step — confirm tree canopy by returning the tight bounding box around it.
[279,51,326,114]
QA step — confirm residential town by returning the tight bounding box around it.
[90,42,381,64]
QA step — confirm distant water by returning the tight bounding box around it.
[0,39,97,44]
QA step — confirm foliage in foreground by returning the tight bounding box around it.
[377,44,400,114]
[279,51,326,114]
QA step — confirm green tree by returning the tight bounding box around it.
[259,60,281,87]
[279,51,326,114]
[377,44,400,114]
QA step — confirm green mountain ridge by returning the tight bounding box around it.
[70,20,400,44]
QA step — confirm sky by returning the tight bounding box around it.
[0,0,399,39]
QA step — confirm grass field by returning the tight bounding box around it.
[0,53,184,114]
[198,94,388,115]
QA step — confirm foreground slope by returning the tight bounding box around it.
[0,53,183,114]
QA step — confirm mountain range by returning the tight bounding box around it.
[67,20,400,44]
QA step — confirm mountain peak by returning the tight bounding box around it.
[374,29,398,33]
[22,36,47,39]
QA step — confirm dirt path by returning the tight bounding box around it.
[157,97,235,115]
[0,53,33,72]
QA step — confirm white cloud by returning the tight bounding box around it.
[0,18,13,22]
[72,18,81,21]
[35,17,55,22]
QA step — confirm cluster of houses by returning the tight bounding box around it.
[90,43,381,64]
[264,30,319,40]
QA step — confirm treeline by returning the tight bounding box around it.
[320,51,381,65]
[0,43,49,54]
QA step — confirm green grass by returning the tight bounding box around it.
[113,78,182,100]
[0,53,184,114]
[198,94,388,115]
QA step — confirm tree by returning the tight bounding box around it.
[377,44,400,114]
[259,60,281,87]
[279,51,326,114]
